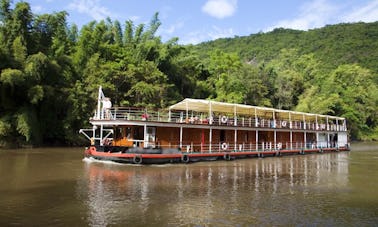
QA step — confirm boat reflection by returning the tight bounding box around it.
[80,152,350,225]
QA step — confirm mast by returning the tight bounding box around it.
[97,86,102,119]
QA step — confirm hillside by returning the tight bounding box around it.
[196,22,378,75]
[194,22,378,140]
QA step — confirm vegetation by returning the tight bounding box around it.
[0,1,377,146]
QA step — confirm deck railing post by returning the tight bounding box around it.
[290,131,293,150]
[234,129,237,151]
[336,119,339,131]
[100,124,103,146]
[179,126,183,148]
[209,128,212,153]
[256,130,258,151]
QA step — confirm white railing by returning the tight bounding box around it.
[93,107,347,132]
[117,141,348,153]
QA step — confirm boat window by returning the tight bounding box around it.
[134,126,144,140]
[115,128,122,139]
[147,127,156,143]
[220,130,225,142]
[125,127,131,139]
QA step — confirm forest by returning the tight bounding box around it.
[0,1,377,147]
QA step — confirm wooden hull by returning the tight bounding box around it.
[84,146,350,165]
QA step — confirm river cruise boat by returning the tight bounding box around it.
[80,87,350,164]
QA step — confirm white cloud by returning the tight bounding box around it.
[68,0,114,21]
[342,0,378,23]
[32,5,43,13]
[266,0,338,31]
[180,26,235,44]
[202,0,237,19]
[208,26,235,40]
[161,21,184,35]
[266,0,378,32]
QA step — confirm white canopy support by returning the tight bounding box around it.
[79,129,92,140]
[168,98,345,122]
[79,127,113,145]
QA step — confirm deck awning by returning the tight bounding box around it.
[168,98,345,121]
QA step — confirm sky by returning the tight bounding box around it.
[19,0,378,44]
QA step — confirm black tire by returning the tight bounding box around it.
[133,155,142,164]
[223,153,231,161]
[181,154,190,163]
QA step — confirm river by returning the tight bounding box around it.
[0,143,377,226]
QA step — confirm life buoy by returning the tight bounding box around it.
[90,146,96,153]
[221,142,228,150]
[221,116,228,124]
[181,154,189,163]
[281,121,287,127]
[133,155,142,164]
[223,153,231,161]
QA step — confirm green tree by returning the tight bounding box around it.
[297,64,378,140]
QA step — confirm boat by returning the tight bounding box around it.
[80,86,350,164]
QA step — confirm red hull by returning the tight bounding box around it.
[84,146,350,164]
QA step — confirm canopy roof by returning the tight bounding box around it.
[169,98,344,121]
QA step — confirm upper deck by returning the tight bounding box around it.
[92,98,347,132]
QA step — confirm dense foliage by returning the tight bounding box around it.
[0,1,377,146]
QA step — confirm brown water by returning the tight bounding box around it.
[0,144,377,226]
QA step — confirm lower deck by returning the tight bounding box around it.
[86,145,350,165]
[108,124,348,153]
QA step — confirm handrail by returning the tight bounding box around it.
[120,141,348,152]
[93,107,347,132]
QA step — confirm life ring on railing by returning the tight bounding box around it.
[221,142,228,150]
[281,121,287,127]
[181,154,190,163]
[221,116,228,124]
[133,155,142,164]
